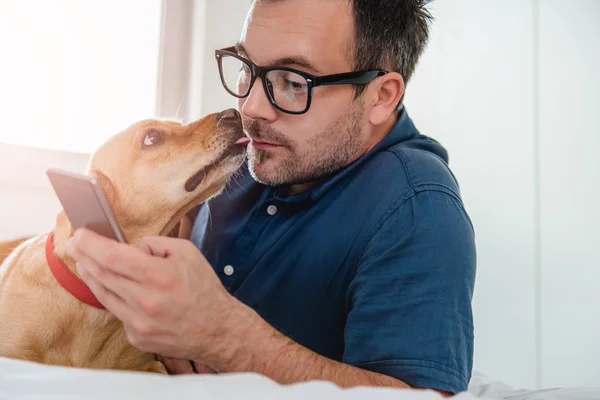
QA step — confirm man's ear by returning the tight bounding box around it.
[368,72,404,125]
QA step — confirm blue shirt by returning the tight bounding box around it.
[190,108,476,394]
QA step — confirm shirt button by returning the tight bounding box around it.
[223,265,234,276]
[267,205,278,216]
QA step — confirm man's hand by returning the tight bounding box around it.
[64,229,447,395]
[156,356,216,375]
[64,228,253,364]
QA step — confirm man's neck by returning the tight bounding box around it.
[283,182,317,197]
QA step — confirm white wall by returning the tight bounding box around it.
[405,0,539,389]
[0,0,162,154]
[404,0,600,390]
[537,0,600,388]
[1,0,598,391]
[0,144,90,239]
[153,0,249,121]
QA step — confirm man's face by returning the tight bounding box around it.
[238,0,369,186]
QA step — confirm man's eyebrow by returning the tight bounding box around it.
[234,43,321,74]
[272,56,321,74]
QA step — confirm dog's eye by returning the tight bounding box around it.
[143,130,165,147]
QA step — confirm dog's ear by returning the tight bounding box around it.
[93,171,118,208]
[93,171,129,227]
[55,209,75,239]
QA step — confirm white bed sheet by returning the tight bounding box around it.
[0,357,598,400]
[468,370,600,400]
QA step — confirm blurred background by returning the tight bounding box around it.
[0,0,598,391]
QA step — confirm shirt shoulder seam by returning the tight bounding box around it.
[385,147,462,201]
[355,186,467,269]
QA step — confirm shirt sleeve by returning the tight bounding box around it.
[343,188,476,394]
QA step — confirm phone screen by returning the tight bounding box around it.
[46,168,127,243]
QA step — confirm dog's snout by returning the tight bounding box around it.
[217,108,241,124]
[215,108,244,144]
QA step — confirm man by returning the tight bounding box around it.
[66,0,476,396]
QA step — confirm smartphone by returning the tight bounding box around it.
[46,168,127,243]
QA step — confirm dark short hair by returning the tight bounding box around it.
[350,0,433,109]
[252,0,434,111]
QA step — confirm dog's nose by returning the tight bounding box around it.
[217,108,241,124]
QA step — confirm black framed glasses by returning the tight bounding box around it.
[215,46,387,115]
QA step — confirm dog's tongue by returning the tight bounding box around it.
[236,137,251,145]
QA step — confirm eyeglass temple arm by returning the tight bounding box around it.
[314,70,387,86]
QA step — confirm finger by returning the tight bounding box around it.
[192,362,217,374]
[160,357,178,374]
[76,255,147,312]
[67,229,158,282]
[77,259,137,322]
[179,360,197,374]
[160,357,196,375]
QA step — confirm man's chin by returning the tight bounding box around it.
[247,155,298,187]
[247,150,332,187]
[248,155,280,186]
[248,160,322,188]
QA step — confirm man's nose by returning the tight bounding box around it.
[241,77,278,122]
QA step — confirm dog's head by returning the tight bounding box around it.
[81,109,247,243]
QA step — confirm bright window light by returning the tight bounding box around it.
[0,0,162,154]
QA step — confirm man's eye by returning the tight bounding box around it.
[282,76,306,91]
[286,79,304,89]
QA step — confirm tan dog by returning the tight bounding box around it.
[0,237,31,266]
[0,109,247,373]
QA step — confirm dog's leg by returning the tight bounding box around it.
[138,360,168,374]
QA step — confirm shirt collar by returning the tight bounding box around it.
[269,107,419,205]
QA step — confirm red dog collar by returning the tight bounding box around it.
[46,232,106,310]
